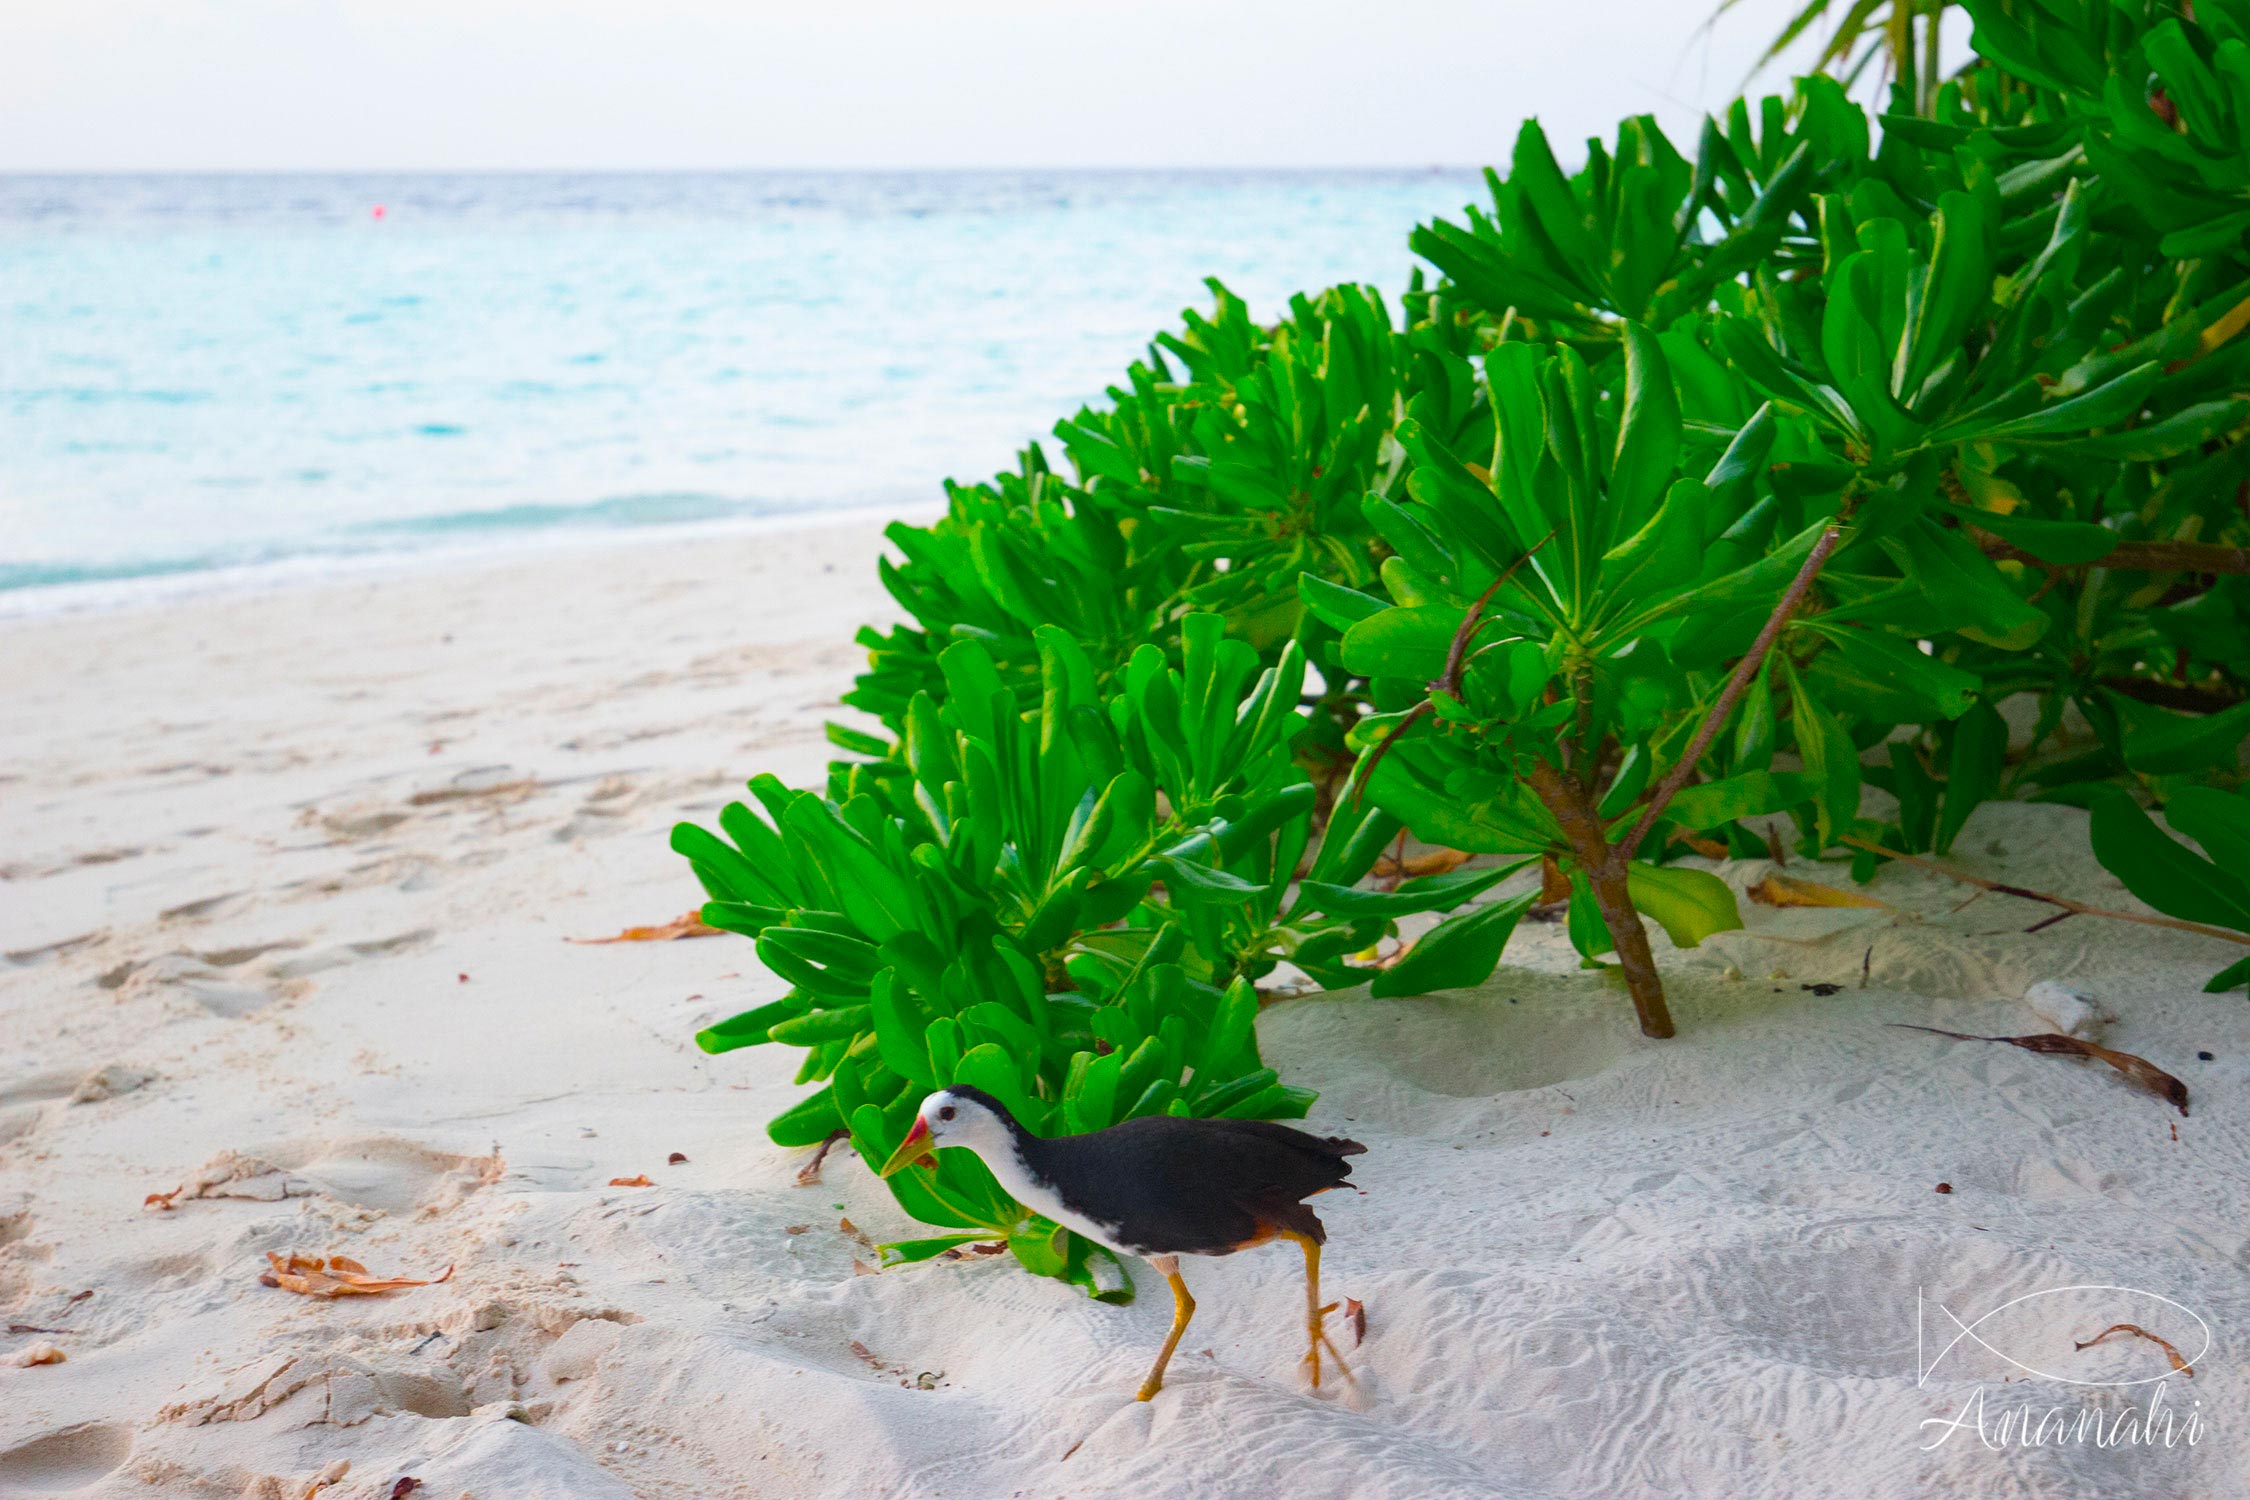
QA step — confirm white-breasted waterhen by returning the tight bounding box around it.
[878,1084,1365,1400]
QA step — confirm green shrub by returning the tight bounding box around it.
[679,0,2250,1291]
[676,617,1478,1292]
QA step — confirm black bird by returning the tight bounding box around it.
[880,1084,1365,1399]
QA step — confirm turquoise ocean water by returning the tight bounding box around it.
[2,171,1479,612]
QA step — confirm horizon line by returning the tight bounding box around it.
[0,163,1490,178]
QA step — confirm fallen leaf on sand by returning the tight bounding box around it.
[145,1187,182,1211]
[9,1343,66,1366]
[1749,873,1888,909]
[260,1253,454,1298]
[566,912,719,944]
[667,1152,688,1165]
[7,1324,70,1335]
[388,1479,424,1499]
[2076,1322,2194,1377]
[851,1259,879,1276]
[839,1216,873,1249]
[1893,1025,2190,1116]
[1344,1298,1367,1347]
[608,1175,653,1187]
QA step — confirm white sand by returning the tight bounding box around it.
[4,521,2247,1498]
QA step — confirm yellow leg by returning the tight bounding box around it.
[1136,1255,1195,1401]
[1285,1231,1326,1387]
[1284,1231,1352,1389]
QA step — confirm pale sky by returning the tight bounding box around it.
[4,1,1955,172]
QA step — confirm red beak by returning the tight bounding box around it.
[877,1116,937,1177]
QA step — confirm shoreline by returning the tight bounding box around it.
[0,498,942,624]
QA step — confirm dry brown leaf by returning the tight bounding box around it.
[1749,873,1888,910]
[667,1152,688,1165]
[2076,1322,2195,1377]
[260,1252,454,1298]
[1343,1297,1367,1347]
[1893,1025,2190,1116]
[388,1481,425,1500]
[302,1459,351,1498]
[9,1342,66,1367]
[7,1324,70,1335]
[839,1216,873,1249]
[566,912,719,945]
[851,1259,879,1276]
[608,1175,653,1187]
[1537,855,1570,906]
[1372,847,1474,880]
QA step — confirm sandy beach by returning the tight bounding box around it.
[5,519,2247,1499]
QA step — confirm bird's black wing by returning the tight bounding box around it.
[1024,1116,1364,1256]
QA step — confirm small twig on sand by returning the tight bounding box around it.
[796,1129,850,1187]
[1842,835,2250,948]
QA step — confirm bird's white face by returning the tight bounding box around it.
[914,1089,1012,1155]
[875,1088,1012,1177]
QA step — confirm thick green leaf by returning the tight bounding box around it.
[2088,793,2250,932]
[1624,863,1744,948]
[1369,892,1536,997]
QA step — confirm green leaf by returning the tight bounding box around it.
[1967,362,2162,445]
[878,1234,991,1267]
[1299,574,1389,632]
[1297,857,1531,917]
[2118,698,2250,777]
[1955,507,2116,566]
[694,997,801,1054]
[1369,892,1535,997]
[2165,787,2250,872]
[1624,863,1743,948]
[1784,660,1861,847]
[1609,321,1682,529]
[1655,771,1815,832]
[766,1086,845,1148]
[1341,605,1463,683]
[1936,699,2007,855]
[2088,793,2250,932]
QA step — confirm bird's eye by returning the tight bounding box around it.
[938,1106,956,1121]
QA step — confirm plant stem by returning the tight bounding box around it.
[1841,834,2250,947]
[1977,534,2250,575]
[1528,761,1675,1038]
[1622,504,1858,857]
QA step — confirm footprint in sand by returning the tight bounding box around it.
[170,1136,503,1219]
[0,1424,134,1494]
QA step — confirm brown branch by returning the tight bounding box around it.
[1841,835,2250,947]
[1623,505,1858,857]
[1437,530,1556,700]
[2100,676,2245,714]
[1350,532,1553,809]
[1347,702,1431,808]
[1978,535,2250,575]
[1528,760,1674,1038]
